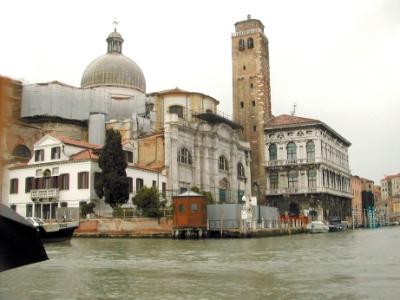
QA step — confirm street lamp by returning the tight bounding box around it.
[253,181,262,225]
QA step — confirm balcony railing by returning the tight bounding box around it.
[265,157,350,172]
[266,186,352,198]
[31,188,60,200]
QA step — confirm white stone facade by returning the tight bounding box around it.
[164,113,252,203]
[264,115,352,221]
[3,135,166,219]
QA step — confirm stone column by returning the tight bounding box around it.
[194,139,201,187]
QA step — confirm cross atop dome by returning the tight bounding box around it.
[112,17,119,32]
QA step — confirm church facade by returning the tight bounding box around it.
[1,22,252,210]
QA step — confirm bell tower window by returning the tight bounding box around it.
[239,39,245,51]
[247,37,254,49]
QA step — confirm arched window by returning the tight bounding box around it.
[288,170,298,189]
[287,142,297,162]
[177,148,192,165]
[239,39,245,51]
[269,144,277,161]
[219,156,229,171]
[308,169,317,188]
[43,169,51,189]
[237,163,245,178]
[12,145,31,159]
[169,105,183,118]
[306,140,315,162]
[269,172,278,189]
[247,37,254,49]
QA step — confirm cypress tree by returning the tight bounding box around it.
[95,129,129,208]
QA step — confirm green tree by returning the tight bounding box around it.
[95,129,129,208]
[191,186,215,204]
[79,201,96,218]
[132,187,162,218]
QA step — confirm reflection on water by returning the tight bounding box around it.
[1,227,400,300]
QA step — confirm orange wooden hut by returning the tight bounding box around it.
[172,191,208,238]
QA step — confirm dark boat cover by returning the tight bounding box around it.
[0,204,48,272]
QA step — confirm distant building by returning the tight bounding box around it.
[232,15,272,200]
[264,114,352,222]
[2,134,166,218]
[381,173,400,221]
[350,175,363,226]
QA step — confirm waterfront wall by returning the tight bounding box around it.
[74,218,173,238]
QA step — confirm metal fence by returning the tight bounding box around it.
[207,204,280,230]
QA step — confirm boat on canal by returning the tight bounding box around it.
[306,220,329,233]
[26,217,79,242]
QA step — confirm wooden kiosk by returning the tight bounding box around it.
[172,191,208,238]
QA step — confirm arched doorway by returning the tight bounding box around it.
[289,202,299,217]
[309,210,318,221]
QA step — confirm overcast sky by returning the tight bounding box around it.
[1,0,399,184]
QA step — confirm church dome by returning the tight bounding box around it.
[81,30,146,92]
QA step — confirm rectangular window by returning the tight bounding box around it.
[25,177,34,193]
[240,101,244,108]
[26,204,33,217]
[10,178,18,194]
[51,203,58,219]
[243,65,246,70]
[178,203,184,213]
[162,182,166,198]
[34,203,41,218]
[10,204,16,211]
[43,204,50,220]
[191,203,198,212]
[252,100,256,107]
[78,172,89,189]
[250,83,254,88]
[152,180,157,188]
[219,189,226,203]
[60,202,68,208]
[52,176,59,188]
[270,173,279,189]
[128,177,133,193]
[59,174,70,190]
[51,147,61,159]
[125,151,133,163]
[253,125,256,132]
[34,149,44,162]
[136,178,144,191]
[180,187,188,194]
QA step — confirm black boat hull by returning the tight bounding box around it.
[38,226,76,243]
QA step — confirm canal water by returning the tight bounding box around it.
[1,227,400,300]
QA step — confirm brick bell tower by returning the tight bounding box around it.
[232,15,272,202]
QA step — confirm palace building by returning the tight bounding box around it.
[264,114,352,221]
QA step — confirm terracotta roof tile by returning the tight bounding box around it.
[265,114,320,128]
[70,149,99,161]
[383,173,400,180]
[50,134,102,150]
[265,114,351,147]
